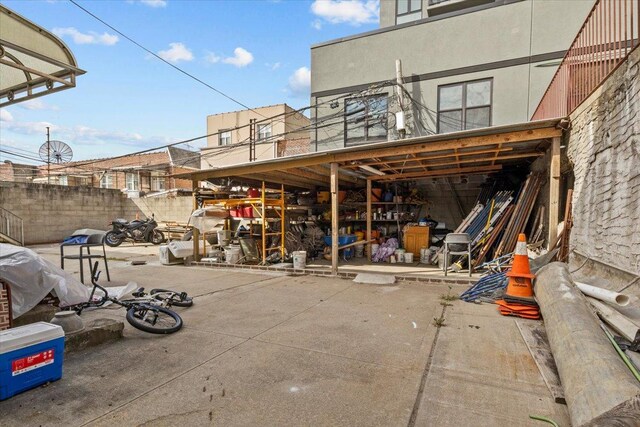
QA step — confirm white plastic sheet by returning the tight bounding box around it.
[0,244,91,318]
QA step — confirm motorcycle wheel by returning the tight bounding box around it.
[105,231,123,247]
[151,230,165,245]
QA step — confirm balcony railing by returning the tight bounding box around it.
[532,0,639,120]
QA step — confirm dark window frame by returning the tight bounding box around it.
[437,78,493,133]
[218,129,232,146]
[344,94,389,146]
[396,0,423,24]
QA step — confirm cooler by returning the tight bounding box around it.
[0,322,65,400]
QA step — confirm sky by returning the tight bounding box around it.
[0,0,380,163]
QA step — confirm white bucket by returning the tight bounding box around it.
[355,244,364,258]
[217,230,232,247]
[371,243,380,256]
[224,247,241,264]
[292,251,307,269]
[394,249,405,263]
[404,252,414,263]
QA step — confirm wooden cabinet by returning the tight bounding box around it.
[403,226,430,256]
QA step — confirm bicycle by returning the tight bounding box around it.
[66,262,187,334]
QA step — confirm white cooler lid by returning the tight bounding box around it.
[0,322,65,354]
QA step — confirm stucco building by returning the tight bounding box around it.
[201,103,310,169]
[310,0,596,151]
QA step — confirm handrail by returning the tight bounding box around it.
[0,206,24,246]
[532,0,639,120]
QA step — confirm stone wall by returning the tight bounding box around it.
[567,47,640,277]
[0,182,194,245]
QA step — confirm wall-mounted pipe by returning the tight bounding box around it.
[576,281,630,306]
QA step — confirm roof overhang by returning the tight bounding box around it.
[0,5,86,107]
[177,119,563,190]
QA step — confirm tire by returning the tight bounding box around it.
[149,288,193,307]
[105,231,123,247]
[151,230,165,245]
[126,304,183,334]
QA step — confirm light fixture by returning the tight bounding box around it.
[358,165,386,176]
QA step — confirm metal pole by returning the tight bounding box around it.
[395,59,406,139]
[46,126,50,184]
[330,162,339,275]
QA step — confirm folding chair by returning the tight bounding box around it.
[60,233,111,284]
[443,233,472,277]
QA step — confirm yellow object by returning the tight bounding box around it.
[317,191,330,203]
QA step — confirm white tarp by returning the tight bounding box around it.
[0,244,91,318]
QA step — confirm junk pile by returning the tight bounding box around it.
[430,171,544,273]
[285,223,326,259]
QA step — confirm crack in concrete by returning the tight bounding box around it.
[407,304,448,427]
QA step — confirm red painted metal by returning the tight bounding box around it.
[532,0,639,120]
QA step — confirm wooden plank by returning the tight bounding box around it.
[366,179,372,262]
[346,147,515,168]
[370,165,502,182]
[515,319,566,404]
[304,165,361,184]
[377,152,544,172]
[548,136,561,247]
[330,162,339,275]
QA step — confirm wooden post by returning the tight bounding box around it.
[330,162,339,275]
[191,180,200,262]
[366,179,372,262]
[548,136,561,247]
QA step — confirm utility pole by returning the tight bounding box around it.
[395,59,406,139]
[46,126,51,184]
[249,118,257,162]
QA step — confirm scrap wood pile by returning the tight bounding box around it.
[432,171,544,272]
[284,223,326,259]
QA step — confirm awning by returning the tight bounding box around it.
[177,119,563,190]
[0,5,85,107]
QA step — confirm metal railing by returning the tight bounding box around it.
[532,0,640,120]
[0,207,24,246]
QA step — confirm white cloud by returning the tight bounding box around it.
[205,51,221,64]
[288,67,311,97]
[52,27,119,46]
[222,47,254,68]
[140,0,167,7]
[312,19,323,30]
[311,0,379,26]
[157,42,194,63]
[19,99,59,111]
[0,109,14,122]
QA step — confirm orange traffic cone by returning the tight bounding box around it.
[496,233,540,319]
[503,233,536,305]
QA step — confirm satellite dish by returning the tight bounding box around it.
[39,140,73,163]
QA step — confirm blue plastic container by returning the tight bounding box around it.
[323,235,357,259]
[0,322,65,400]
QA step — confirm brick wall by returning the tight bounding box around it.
[567,47,640,275]
[0,182,195,245]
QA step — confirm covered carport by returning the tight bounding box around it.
[180,119,563,276]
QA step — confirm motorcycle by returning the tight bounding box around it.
[105,214,165,247]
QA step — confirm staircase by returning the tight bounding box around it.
[0,207,24,246]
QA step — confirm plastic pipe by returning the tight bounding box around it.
[575,281,630,306]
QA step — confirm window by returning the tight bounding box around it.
[345,95,388,145]
[219,130,231,146]
[58,175,68,186]
[438,79,492,133]
[397,0,422,24]
[151,175,166,191]
[257,123,272,140]
[126,172,139,191]
[100,173,113,189]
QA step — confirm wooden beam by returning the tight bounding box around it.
[240,173,317,190]
[304,165,361,184]
[366,179,372,262]
[548,136,561,247]
[330,162,339,276]
[344,147,516,168]
[370,165,503,182]
[283,168,329,186]
[377,152,544,172]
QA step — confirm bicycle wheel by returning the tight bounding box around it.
[149,288,194,307]
[126,304,183,334]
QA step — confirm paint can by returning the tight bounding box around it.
[355,244,364,258]
[404,252,414,263]
[217,230,232,247]
[292,251,307,269]
[394,249,405,263]
[371,243,380,256]
[224,247,241,264]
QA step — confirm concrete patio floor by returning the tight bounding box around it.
[0,244,569,426]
